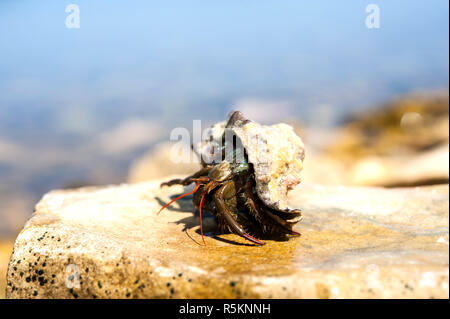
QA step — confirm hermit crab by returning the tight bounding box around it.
[158,111,305,245]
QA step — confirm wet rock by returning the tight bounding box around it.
[348,143,449,186]
[328,91,449,158]
[5,179,449,298]
[324,91,449,187]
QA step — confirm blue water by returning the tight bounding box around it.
[0,1,448,132]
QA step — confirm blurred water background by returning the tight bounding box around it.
[0,1,448,238]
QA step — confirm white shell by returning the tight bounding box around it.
[194,111,305,210]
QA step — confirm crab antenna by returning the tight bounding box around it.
[198,191,207,246]
[157,183,201,215]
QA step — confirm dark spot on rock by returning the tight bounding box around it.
[52,274,56,278]
[20,272,24,277]
[92,295,97,299]
[138,284,145,289]
[166,282,171,287]
[85,268,89,273]
[230,281,236,287]
[57,238,61,242]
[188,278,192,283]
[17,260,21,264]
[134,279,139,284]
[42,262,46,267]
[126,292,131,298]
[73,293,78,298]
[41,278,47,284]
[32,275,36,282]
[51,280,55,284]
[98,281,102,289]
[33,291,38,296]
[178,273,183,277]
[38,270,44,275]
[26,276,31,283]
[170,288,175,294]
[13,266,17,271]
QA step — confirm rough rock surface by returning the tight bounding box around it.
[5,179,449,299]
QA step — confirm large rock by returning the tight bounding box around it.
[5,179,449,298]
[324,91,449,187]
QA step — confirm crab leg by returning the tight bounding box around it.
[244,181,301,236]
[197,180,215,246]
[157,183,201,215]
[160,166,212,187]
[214,181,265,245]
